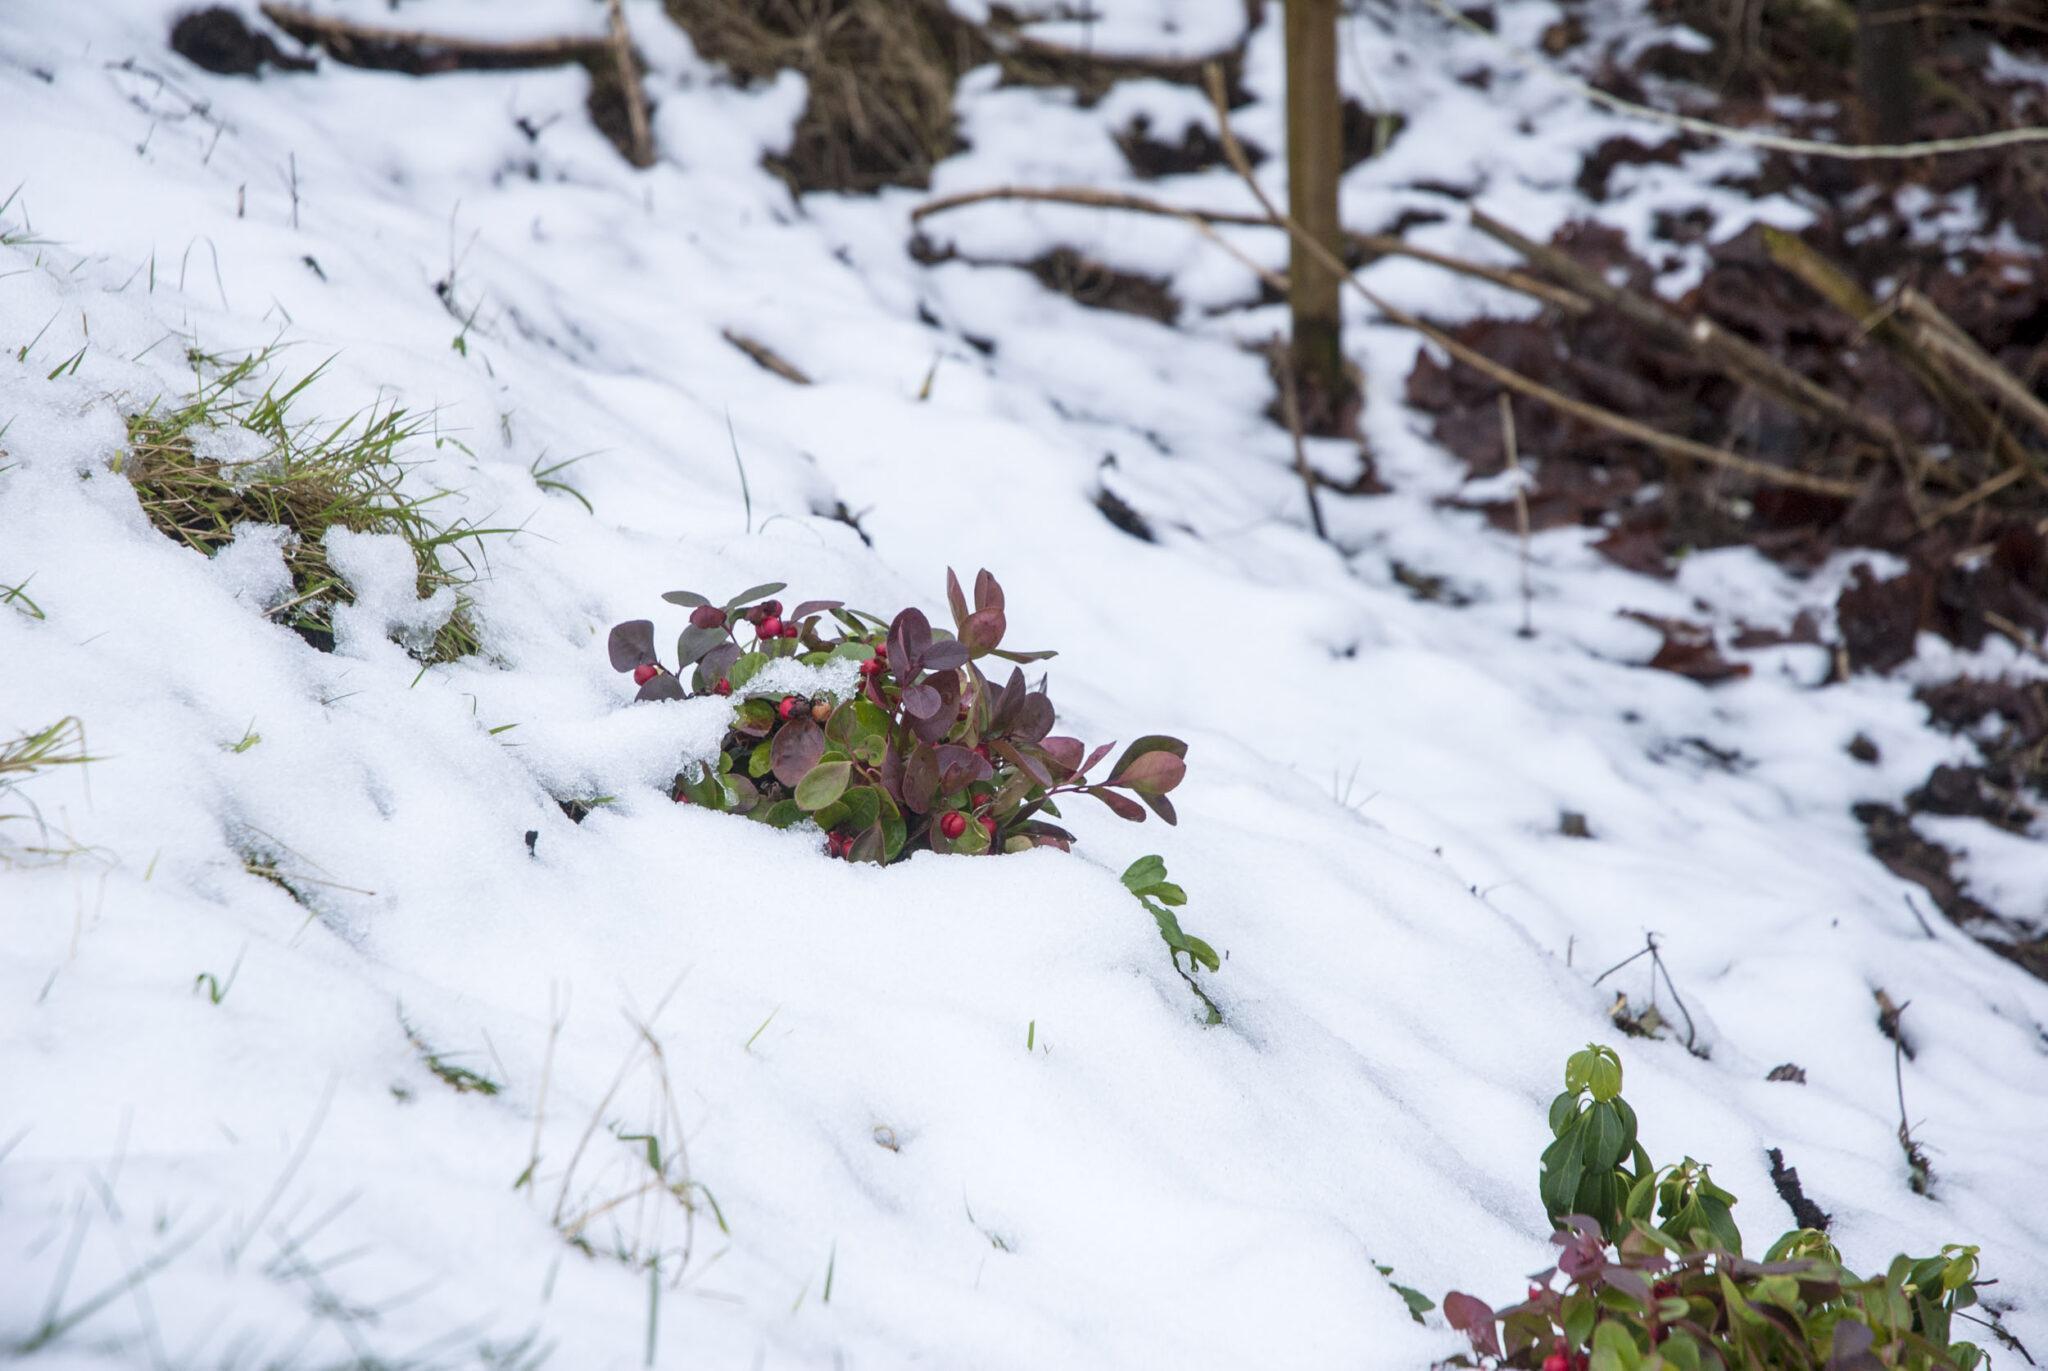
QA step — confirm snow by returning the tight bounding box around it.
[4,0,2048,1367]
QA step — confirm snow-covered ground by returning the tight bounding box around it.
[3,1,2045,1367]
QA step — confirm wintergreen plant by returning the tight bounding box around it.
[1444,1046,1998,1371]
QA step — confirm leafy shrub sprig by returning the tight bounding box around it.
[1443,1046,2002,1371]
[607,569,1188,864]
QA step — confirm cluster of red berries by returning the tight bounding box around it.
[746,600,801,641]
[778,695,832,724]
[857,642,889,678]
[824,830,853,859]
[1542,1338,1586,1371]
[936,810,998,841]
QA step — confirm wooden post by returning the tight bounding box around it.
[1855,0,1915,144]
[1284,0,1352,434]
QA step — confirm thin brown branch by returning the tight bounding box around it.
[605,0,655,169]
[722,330,813,386]
[260,2,609,67]
[1469,206,1918,469]
[1201,70,1864,500]
[1273,343,1330,542]
[912,184,1592,316]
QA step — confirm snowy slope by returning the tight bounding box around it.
[3,2,2046,1368]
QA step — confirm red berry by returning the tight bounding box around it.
[860,658,881,677]
[633,663,659,686]
[783,622,801,638]
[972,743,991,762]
[761,600,781,619]
[778,695,801,721]
[978,814,996,837]
[1528,1284,1547,1303]
[1543,1355,1568,1371]
[713,678,732,696]
[872,642,887,660]
[939,812,967,840]
[759,616,783,638]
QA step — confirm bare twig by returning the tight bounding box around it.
[1200,70,1864,500]
[1273,343,1330,542]
[1423,0,2048,159]
[604,0,655,169]
[1897,288,2048,450]
[1500,394,1534,638]
[721,329,812,386]
[912,184,1592,316]
[260,3,610,66]
[1469,206,1917,466]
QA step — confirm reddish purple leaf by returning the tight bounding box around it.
[945,568,970,633]
[1443,1293,1500,1358]
[1012,692,1054,744]
[992,739,1051,787]
[1081,740,1116,774]
[961,607,1005,655]
[636,673,684,702]
[901,682,942,720]
[608,620,656,671]
[903,744,939,814]
[1089,787,1146,822]
[790,599,842,619]
[1140,791,1178,825]
[1039,736,1084,777]
[771,720,826,788]
[689,604,727,629]
[973,569,1004,615]
[1111,750,1185,795]
[921,639,968,672]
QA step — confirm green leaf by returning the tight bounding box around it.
[748,740,775,779]
[1121,855,1168,892]
[796,760,853,811]
[1539,1121,1589,1220]
[1590,1319,1641,1371]
[1549,1090,1581,1137]
[727,651,767,691]
[1585,1101,1626,1171]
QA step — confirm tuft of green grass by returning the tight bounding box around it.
[0,718,92,864]
[401,1011,504,1096]
[116,348,503,664]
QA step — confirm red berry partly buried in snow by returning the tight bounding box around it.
[713,678,732,696]
[939,812,967,840]
[633,663,659,685]
[778,695,802,721]
[759,616,784,638]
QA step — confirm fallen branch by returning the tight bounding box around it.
[1896,287,2048,450]
[1199,71,1864,499]
[261,3,609,67]
[722,329,812,386]
[1763,228,2032,486]
[605,0,655,169]
[259,1,653,167]
[1469,207,1919,469]
[1271,342,1330,542]
[912,184,1592,317]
